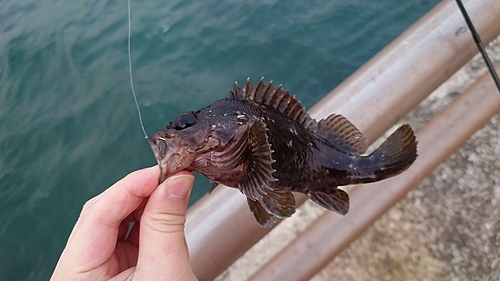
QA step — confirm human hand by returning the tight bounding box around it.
[51,166,198,281]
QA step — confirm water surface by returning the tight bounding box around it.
[0,0,439,279]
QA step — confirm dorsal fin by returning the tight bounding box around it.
[316,114,369,155]
[230,78,368,154]
[230,78,318,130]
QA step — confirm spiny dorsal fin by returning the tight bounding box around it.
[230,78,318,130]
[230,78,367,155]
[317,114,369,155]
[238,119,296,219]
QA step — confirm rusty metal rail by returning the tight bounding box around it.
[185,0,500,280]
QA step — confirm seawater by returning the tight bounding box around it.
[0,0,439,279]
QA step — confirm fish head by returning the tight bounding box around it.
[147,101,252,183]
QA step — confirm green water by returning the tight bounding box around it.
[0,0,439,279]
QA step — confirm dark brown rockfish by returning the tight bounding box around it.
[147,78,417,227]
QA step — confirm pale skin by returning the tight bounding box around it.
[51,166,198,281]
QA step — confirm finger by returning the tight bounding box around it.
[134,171,198,280]
[109,267,135,281]
[54,166,159,272]
[83,166,159,232]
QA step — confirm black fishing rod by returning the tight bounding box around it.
[455,0,500,94]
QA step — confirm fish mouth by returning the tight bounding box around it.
[146,135,194,184]
[147,136,168,183]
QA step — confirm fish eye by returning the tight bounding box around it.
[173,112,197,130]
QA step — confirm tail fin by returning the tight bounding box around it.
[363,124,418,181]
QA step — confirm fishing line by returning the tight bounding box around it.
[128,0,149,138]
[455,0,500,94]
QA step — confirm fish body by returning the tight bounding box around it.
[147,78,418,227]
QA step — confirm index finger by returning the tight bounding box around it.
[61,166,160,269]
[83,165,160,228]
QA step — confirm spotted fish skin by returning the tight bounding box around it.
[147,78,418,227]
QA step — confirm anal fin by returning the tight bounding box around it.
[308,188,349,215]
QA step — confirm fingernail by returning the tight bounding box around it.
[165,174,194,199]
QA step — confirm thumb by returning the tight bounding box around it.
[134,171,197,280]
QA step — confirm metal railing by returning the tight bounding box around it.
[185,0,500,280]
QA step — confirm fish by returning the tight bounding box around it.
[147,78,418,227]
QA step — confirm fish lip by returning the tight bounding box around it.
[147,136,169,184]
[146,137,160,158]
[147,135,194,184]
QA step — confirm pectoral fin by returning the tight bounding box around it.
[308,188,349,215]
[239,119,296,221]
